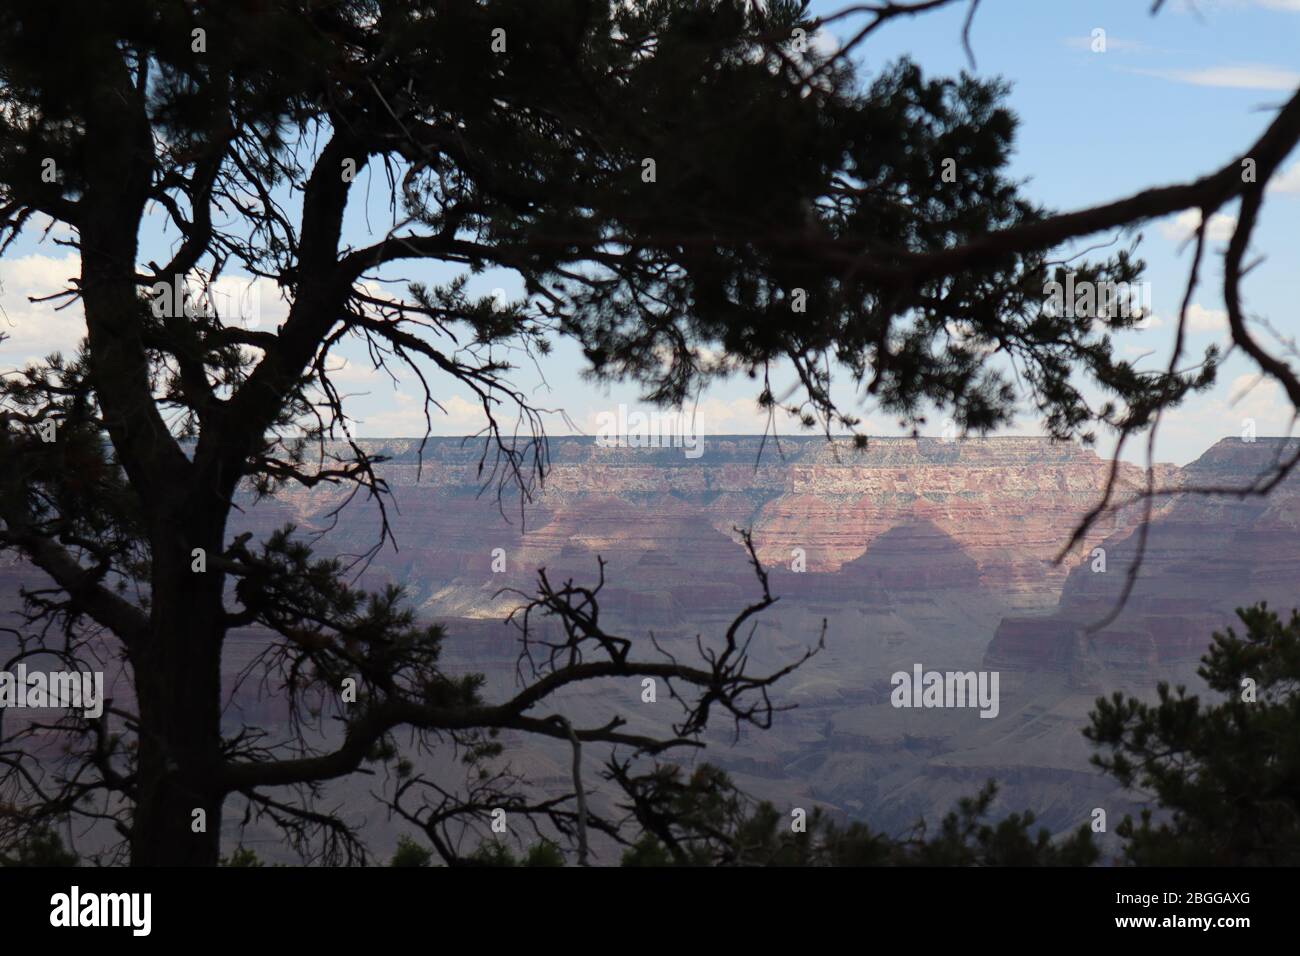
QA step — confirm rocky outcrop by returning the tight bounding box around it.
[986,438,1300,677]
[769,516,982,607]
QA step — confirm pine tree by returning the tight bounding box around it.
[1087,604,1300,866]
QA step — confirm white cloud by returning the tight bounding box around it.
[353,390,490,437]
[694,396,801,434]
[944,318,1000,354]
[1223,375,1292,432]
[1126,312,1165,332]
[1128,302,1227,336]
[322,356,388,386]
[1186,303,1229,333]
[1157,375,1293,463]
[1267,162,1300,194]
[811,27,840,58]
[1,254,292,370]
[1128,63,1300,90]
[205,274,290,332]
[1157,208,1237,243]
[0,253,85,365]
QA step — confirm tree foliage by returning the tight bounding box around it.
[1087,603,1300,866]
[611,763,1096,866]
[0,822,78,867]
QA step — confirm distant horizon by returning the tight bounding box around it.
[308,432,1300,466]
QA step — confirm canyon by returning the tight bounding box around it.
[2,434,1296,861]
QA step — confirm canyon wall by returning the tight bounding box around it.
[270,435,1160,629]
[987,437,1300,683]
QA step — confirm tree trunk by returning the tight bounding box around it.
[74,51,235,867]
[129,517,228,867]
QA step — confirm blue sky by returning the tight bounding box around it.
[1,0,1297,464]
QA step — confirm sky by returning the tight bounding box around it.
[1,0,1298,465]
